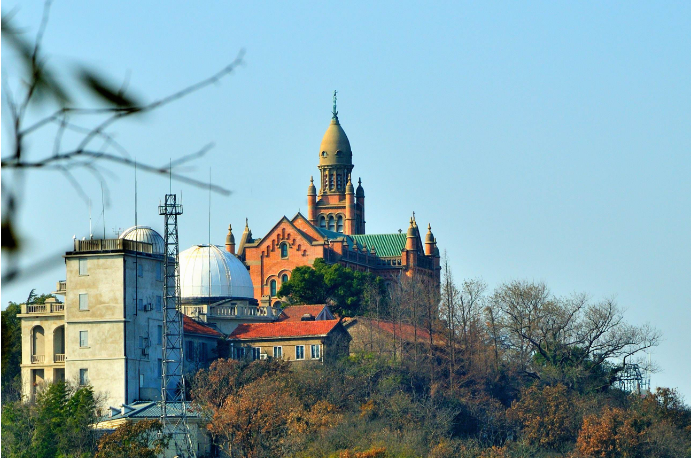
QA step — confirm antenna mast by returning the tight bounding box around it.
[158,193,194,457]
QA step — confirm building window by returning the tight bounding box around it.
[79,331,88,348]
[235,347,245,359]
[311,344,321,359]
[295,345,305,360]
[156,359,162,378]
[79,369,89,386]
[281,274,289,284]
[328,216,335,231]
[337,173,342,190]
[319,216,326,228]
[270,280,277,297]
[157,326,163,345]
[155,263,162,281]
[200,343,208,362]
[329,173,334,190]
[337,215,344,233]
[186,341,195,361]
[251,347,261,361]
[79,293,88,311]
[273,346,282,359]
[280,243,288,258]
[155,296,162,312]
[79,258,88,276]
[137,263,143,278]
[138,298,144,311]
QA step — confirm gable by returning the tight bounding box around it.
[291,213,324,241]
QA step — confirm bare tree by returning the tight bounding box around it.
[1,1,243,283]
[490,280,660,387]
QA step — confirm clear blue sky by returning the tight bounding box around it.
[3,1,690,398]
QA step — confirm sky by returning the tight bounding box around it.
[2,1,690,398]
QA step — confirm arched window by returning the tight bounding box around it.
[337,173,342,190]
[319,216,326,228]
[280,243,288,258]
[337,215,344,233]
[270,280,277,297]
[328,216,335,231]
[32,326,45,362]
[281,274,289,284]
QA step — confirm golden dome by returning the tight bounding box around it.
[319,118,352,166]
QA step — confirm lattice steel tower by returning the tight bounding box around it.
[158,194,195,457]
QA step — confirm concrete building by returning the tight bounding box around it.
[20,230,165,407]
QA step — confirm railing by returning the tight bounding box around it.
[73,238,153,254]
[54,354,65,363]
[24,303,64,314]
[27,304,47,313]
[207,304,281,319]
[31,355,45,364]
[51,303,64,312]
[55,280,67,294]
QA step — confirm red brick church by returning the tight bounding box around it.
[224,93,440,307]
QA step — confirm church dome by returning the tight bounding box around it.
[119,226,164,254]
[319,118,352,166]
[179,245,254,300]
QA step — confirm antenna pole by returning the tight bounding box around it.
[101,182,106,240]
[89,199,92,239]
[159,194,194,457]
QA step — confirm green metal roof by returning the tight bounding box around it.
[350,234,406,258]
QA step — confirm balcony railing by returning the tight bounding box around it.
[183,304,281,320]
[54,280,67,295]
[54,354,65,363]
[73,238,153,254]
[31,355,45,364]
[24,302,64,314]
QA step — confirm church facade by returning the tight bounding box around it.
[226,94,441,307]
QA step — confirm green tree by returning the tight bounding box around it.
[1,381,98,458]
[278,258,384,316]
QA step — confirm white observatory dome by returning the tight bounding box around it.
[119,226,165,254]
[179,245,254,300]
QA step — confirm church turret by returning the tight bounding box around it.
[225,224,236,254]
[405,217,417,251]
[237,218,253,258]
[425,223,434,256]
[356,177,365,234]
[318,91,353,195]
[345,176,355,233]
[307,176,317,225]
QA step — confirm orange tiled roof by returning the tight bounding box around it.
[229,319,341,340]
[183,315,223,338]
[278,304,329,322]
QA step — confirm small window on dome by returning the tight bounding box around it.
[336,150,342,156]
[270,280,277,297]
[280,243,288,258]
[321,151,327,157]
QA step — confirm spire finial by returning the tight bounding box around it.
[245,218,249,229]
[229,224,232,232]
[428,223,431,231]
[310,175,314,184]
[358,177,362,185]
[332,90,338,120]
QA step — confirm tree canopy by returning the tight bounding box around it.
[277,259,385,317]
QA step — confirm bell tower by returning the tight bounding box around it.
[307,91,365,235]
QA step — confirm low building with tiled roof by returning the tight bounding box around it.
[278,304,334,322]
[228,319,350,363]
[344,317,444,358]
